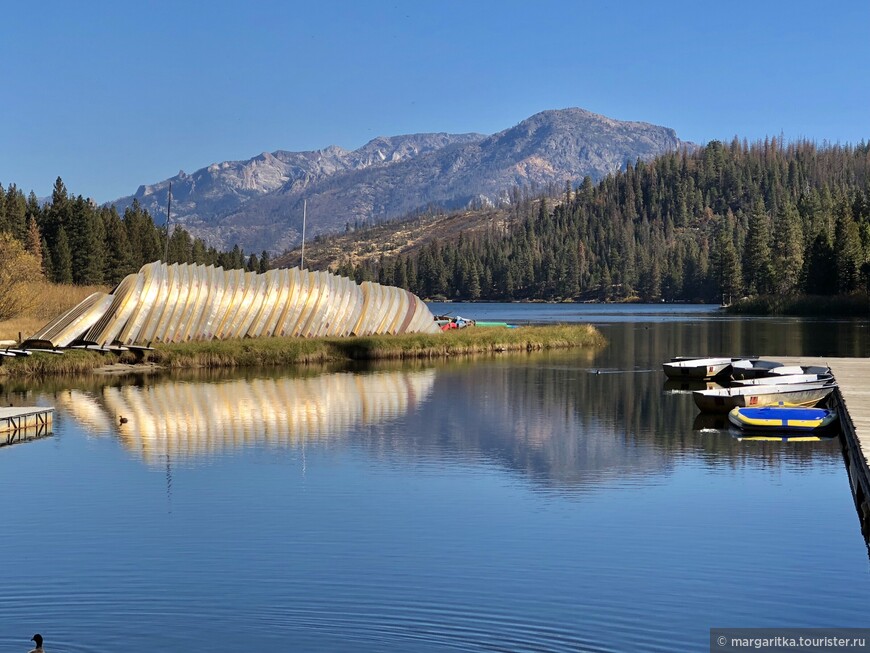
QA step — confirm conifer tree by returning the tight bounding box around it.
[772,199,804,294]
[834,202,863,293]
[53,226,73,284]
[803,231,837,294]
[191,239,208,265]
[102,207,136,284]
[712,215,742,302]
[124,200,163,267]
[4,185,27,242]
[41,237,53,279]
[743,201,774,294]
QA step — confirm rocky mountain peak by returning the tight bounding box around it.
[110,108,689,253]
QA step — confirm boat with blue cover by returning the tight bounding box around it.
[728,406,839,432]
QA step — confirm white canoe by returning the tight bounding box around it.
[768,364,831,376]
[730,359,784,379]
[731,373,833,387]
[663,357,734,380]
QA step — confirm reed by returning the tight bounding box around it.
[0,324,605,377]
[0,349,108,377]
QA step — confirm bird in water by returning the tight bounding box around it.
[29,634,44,653]
[119,415,128,424]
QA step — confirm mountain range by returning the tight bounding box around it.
[110,108,690,253]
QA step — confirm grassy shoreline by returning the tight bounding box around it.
[726,293,870,317]
[0,324,606,378]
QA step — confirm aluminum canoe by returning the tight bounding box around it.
[692,381,836,413]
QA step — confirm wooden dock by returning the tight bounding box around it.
[780,357,870,542]
[0,407,54,447]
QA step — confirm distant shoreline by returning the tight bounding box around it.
[725,293,870,317]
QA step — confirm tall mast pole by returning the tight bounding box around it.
[163,181,172,262]
[300,198,306,269]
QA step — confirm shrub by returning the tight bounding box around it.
[0,232,44,321]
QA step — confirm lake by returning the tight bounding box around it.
[1,304,868,652]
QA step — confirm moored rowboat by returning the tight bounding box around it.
[662,357,734,380]
[730,359,784,379]
[692,381,836,413]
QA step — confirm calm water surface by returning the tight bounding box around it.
[1,305,868,652]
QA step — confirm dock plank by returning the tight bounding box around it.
[0,406,54,435]
[779,357,870,451]
[779,356,870,543]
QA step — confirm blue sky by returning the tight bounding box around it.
[1,0,867,203]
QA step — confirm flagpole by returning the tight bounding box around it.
[300,198,306,269]
[163,181,172,262]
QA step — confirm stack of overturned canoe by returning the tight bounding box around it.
[24,261,439,349]
[662,356,838,417]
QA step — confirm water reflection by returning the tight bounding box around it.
[34,308,853,485]
[2,309,864,653]
[55,370,435,464]
[46,349,843,488]
[1,424,52,448]
[597,317,870,360]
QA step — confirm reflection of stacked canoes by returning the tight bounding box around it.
[26,261,438,348]
[55,390,116,433]
[57,371,436,464]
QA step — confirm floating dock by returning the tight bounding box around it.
[0,406,54,447]
[779,357,870,543]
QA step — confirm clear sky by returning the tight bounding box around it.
[1,0,867,203]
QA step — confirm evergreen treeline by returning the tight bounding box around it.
[0,177,270,287]
[339,139,870,302]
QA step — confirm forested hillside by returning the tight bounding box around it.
[4,138,869,310]
[337,139,870,303]
[0,178,270,290]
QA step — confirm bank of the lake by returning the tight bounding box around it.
[0,324,605,377]
[727,292,870,317]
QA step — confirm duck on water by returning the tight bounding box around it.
[29,634,44,653]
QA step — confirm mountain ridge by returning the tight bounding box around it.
[110,108,689,253]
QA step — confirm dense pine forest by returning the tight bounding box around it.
[338,139,870,303]
[3,138,870,311]
[0,178,270,289]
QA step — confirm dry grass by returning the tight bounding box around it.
[0,280,109,341]
[147,324,606,368]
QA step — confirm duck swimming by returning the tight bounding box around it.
[29,634,44,653]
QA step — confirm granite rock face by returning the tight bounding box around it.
[110,108,688,253]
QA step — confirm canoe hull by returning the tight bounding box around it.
[693,383,835,413]
[731,373,832,387]
[663,357,733,380]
